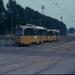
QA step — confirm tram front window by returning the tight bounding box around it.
[15,29,22,36]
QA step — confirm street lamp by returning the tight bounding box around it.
[11,11,13,37]
[41,5,45,15]
[60,16,63,22]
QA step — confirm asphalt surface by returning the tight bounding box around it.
[0,40,75,74]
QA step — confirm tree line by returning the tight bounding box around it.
[0,0,67,35]
[68,27,75,34]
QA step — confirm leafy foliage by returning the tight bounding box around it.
[68,27,75,34]
[0,0,67,35]
[0,0,5,34]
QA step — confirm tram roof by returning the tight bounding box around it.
[53,29,60,33]
[15,24,47,30]
[48,29,60,33]
[36,26,47,30]
[15,24,36,30]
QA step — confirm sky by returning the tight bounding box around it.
[4,0,75,29]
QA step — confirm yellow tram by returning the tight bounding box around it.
[15,24,60,45]
[15,24,47,45]
[47,29,60,42]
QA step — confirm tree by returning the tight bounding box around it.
[0,0,4,14]
[0,0,5,34]
[68,27,74,34]
[24,7,67,35]
[6,0,25,33]
[6,0,17,33]
[5,1,67,35]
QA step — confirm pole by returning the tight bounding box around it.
[11,13,13,37]
[11,12,13,45]
[41,5,45,15]
[61,16,63,22]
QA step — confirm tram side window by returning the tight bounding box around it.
[53,31,56,35]
[34,30,38,35]
[49,31,53,36]
[44,30,47,35]
[55,32,58,35]
[24,28,35,35]
[39,29,43,35]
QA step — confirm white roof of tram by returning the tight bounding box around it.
[48,29,60,33]
[15,24,47,30]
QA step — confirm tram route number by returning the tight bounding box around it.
[34,35,37,39]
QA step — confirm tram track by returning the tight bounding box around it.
[0,56,41,67]
[0,35,75,74]
[36,58,65,74]
[0,39,65,62]
[0,45,63,74]
[0,50,59,68]
[1,54,69,74]
[0,45,60,68]
[1,57,49,74]
[0,42,71,74]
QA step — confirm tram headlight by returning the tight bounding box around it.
[16,39,19,41]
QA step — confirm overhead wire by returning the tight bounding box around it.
[16,0,75,16]
[49,0,75,20]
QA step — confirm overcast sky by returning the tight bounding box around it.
[4,0,75,29]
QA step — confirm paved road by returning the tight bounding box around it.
[0,41,75,74]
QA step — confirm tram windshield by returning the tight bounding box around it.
[15,29,22,36]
